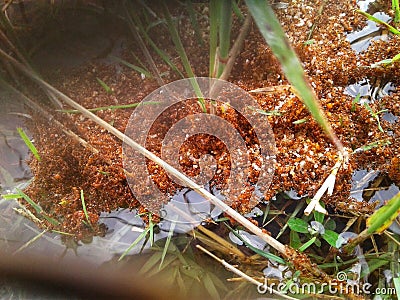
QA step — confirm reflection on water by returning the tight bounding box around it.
[159,185,224,234]
[0,91,32,193]
[344,78,396,103]
[350,170,399,205]
[347,12,391,53]
[350,169,400,234]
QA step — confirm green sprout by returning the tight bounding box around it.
[287,202,339,251]
[363,102,388,133]
[4,189,59,226]
[80,190,93,229]
[17,127,41,161]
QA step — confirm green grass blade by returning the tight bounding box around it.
[111,55,153,78]
[2,193,21,200]
[245,0,344,152]
[127,4,184,78]
[162,2,195,79]
[96,78,112,94]
[298,236,316,252]
[16,188,41,214]
[393,277,400,298]
[226,224,286,264]
[209,0,219,77]
[161,1,206,112]
[351,93,361,112]
[357,10,400,35]
[41,214,60,226]
[232,0,244,21]
[80,190,92,228]
[159,221,176,270]
[217,0,233,77]
[393,0,400,24]
[57,101,160,114]
[13,188,60,225]
[119,225,153,261]
[17,127,41,161]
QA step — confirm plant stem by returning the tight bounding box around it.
[217,0,232,77]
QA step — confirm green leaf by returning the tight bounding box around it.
[14,189,60,225]
[360,257,391,277]
[217,0,232,77]
[290,230,302,249]
[324,218,336,231]
[314,209,325,224]
[2,193,21,200]
[351,93,361,112]
[161,1,206,112]
[287,217,309,233]
[58,101,160,114]
[322,230,339,248]
[366,193,400,234]
[147,253,176,277]
[17,127,41,161]
[353,139,391,153]
[185,0,205,47]
[298,236,316,252]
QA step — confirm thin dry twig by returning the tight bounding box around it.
[196,244,297,300]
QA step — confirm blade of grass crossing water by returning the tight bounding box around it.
[357,10,400,35]
[245,0,344,152]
